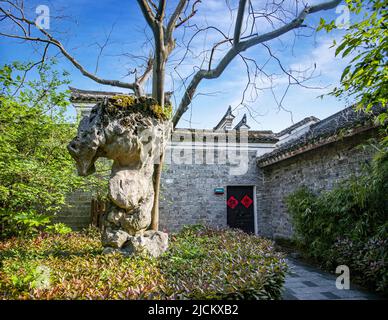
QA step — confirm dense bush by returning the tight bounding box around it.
[161,225,287,299]
[0,225,287,300]
[285,143,388,292]
[0,61,108,237]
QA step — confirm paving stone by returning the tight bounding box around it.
[282,288,298,300]
[289,286,343,295]
[302,280,319,287]
[288,273,300,278]
[321,292,340,299]
[285,282,310,289]
[283,258,386,301]
[292,292,330,300]
[330,290,378,299]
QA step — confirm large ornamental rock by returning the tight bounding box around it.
[125,230,169,257]
[102,230,168,258]
[68,95,171,257]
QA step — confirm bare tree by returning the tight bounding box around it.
[0,0,342,230]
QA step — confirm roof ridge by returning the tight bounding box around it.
[234,114,251,130]
[213,105,236,130]
[275,116,320,137]
[257,106,380,167]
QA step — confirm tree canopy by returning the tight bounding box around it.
[0,60,106,237]
[318,0,387,127]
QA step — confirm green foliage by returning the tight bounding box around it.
[318,0,387,131]
[0,226,288,300]
[285,143,388,292]
[45,223,72,235]
[0,60,89,237]
[161,225,288,300]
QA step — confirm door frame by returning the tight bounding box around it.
[226,185,257,235]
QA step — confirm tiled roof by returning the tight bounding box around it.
[257,106,380,167]
[69,87,172,103]
[275,116,320,137]
[174,128,278,143]
[213,106,236,130]
[234,114,251,130]
[69,87,126,103]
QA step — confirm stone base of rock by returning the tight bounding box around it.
[102,230,168,258]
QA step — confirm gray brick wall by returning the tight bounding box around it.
[56,129,377,238]
[260,129,377,240]
[54,190,92,230]
[159,150,263,233]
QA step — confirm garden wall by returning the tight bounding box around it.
[56,128,378,239]
[159,149,264,233]
[54,190,92,230]
[259,128,378,240]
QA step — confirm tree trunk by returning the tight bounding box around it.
[152,49,166,108]
[150,43,167,231]
[150,151,165,231]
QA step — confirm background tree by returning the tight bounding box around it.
[0,60,82,236]
[0,0,342,230]
[318,0,387,128]
[0,60,110,237]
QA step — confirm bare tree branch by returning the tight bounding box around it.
[148,0,158,14]
[233,0,248,47]
[175,0,201,28]
[134,56,154,96]
[172,0,341,126]
[0,4,137,90]
[166,0,188,44]
[136,0,156,29]
[92,22,116,74]
[157,0,166,21]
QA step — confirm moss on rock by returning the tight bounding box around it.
[106,95,172,121]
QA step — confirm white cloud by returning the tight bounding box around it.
[289,34,351,91]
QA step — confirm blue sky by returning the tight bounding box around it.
[0,0,356,132]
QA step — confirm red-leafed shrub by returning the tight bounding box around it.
[0,225,287,300]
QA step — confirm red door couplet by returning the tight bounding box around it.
[241,195,253,208]
[227,196,239,209]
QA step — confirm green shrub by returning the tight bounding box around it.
[0,61,109,237]
[285,143,388,292]
[161,225,288,300]
[0,226,288,300]
[45,223,72,235]
[0,61,83,237]
[332,237,387,292]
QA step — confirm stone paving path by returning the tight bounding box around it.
[282,257,385,300]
